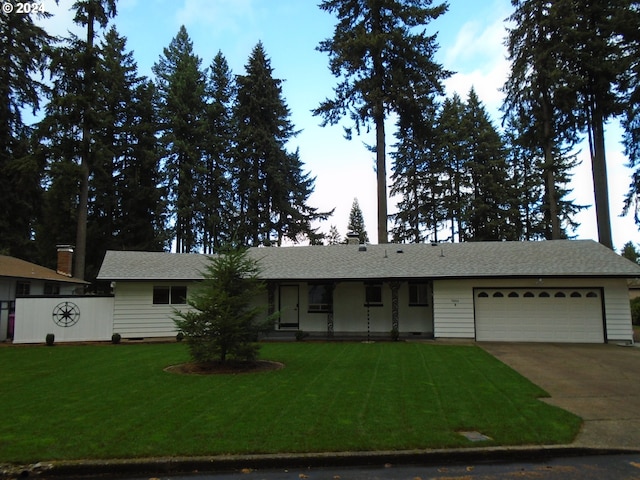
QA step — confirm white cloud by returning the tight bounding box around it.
[175,0,259,32]
[440,7,510,119]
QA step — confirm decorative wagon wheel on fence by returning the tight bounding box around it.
[52,301,80,327]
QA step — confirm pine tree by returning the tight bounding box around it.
[621,241,640,264]
[118,79,167,251]
[70,0,117,279]
[503,0,581,241]
[346,198,369,244]
[327,225,341,245]
[621,3,640,223]
[314,0,450,244]
[36,33,87,270]
[233,42,330,246]
[202,51,235,253]
[96,28,167,255]
[391,98,443,243]
[502,115,547,241]
[0,3,52,259]
[153,26,207,253]
[436,94,468,242]
[560,0,633,249]
[460,89,516,241]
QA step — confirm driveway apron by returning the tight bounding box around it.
[481,343,640,450]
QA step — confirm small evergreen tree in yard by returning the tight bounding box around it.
[173,248,274,365]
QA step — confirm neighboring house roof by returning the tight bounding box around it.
[97,240,640,282]
[0,255,88,284]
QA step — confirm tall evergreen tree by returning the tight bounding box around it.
[95,28,167,256]
[390,99,443,243]
[346,198,369,244]
[37,33,87,269]
[0,3,52,259]
[314,0,450,244]
[621,2,640,224]
[461,89,516,241]
[502,114,547,240]
[551,0,631,248]
[436,94,468,242]
[118,79,167,251]
[503,0,581,241]
[153,25,207,253]
[70,0,117,279]
[233,42,330,246]
[202,51,235,253]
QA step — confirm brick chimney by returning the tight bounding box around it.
[56,245,74,277]
[346,232,360,245]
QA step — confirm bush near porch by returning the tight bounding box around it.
[0,342,580,463]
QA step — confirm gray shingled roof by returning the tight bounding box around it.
[97,240,640,281]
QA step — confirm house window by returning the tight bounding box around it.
[44,283,60,295]
[409,283,429,306]
[365,283,383,306]
[16,281,30,296]
[171,286,187,304]
[153,286,187,305]
[308,284,332,312]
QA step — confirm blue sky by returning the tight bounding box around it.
[35,0,639,250]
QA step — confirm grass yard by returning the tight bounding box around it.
[0,342,580,463]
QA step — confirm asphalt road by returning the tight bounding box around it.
[105,453,640,480]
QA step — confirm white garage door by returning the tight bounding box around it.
[475,288,604,343]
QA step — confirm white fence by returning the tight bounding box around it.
[13,296,114,344]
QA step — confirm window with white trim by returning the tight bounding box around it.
[308,284,332,312]
[408,283,429,306]
[153,286,187,305]
[365,283,383,306]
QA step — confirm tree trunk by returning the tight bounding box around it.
[375,113,388,244]
[74,6,96,281]
[589,100,613,249]
[541,96,561,240]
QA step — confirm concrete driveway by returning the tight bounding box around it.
[481,342,640,450]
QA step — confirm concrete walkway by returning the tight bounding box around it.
[481,342,640,450]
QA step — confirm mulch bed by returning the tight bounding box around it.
[165,360,284,375]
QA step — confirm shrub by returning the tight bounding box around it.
[111,333,121,344]
[295,330,309,341]
[390,326,400,341]
[45,333,55,346]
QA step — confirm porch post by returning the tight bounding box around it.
[327,283,336,337]
[267,282,276,317]
[390,281,400,332]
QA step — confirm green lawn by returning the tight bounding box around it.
[0,342,580,463]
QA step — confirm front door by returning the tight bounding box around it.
[279,285,299,329]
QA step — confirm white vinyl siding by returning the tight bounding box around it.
[433,280,476,338]
[113,282,194,338]
[603,278,634,342]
